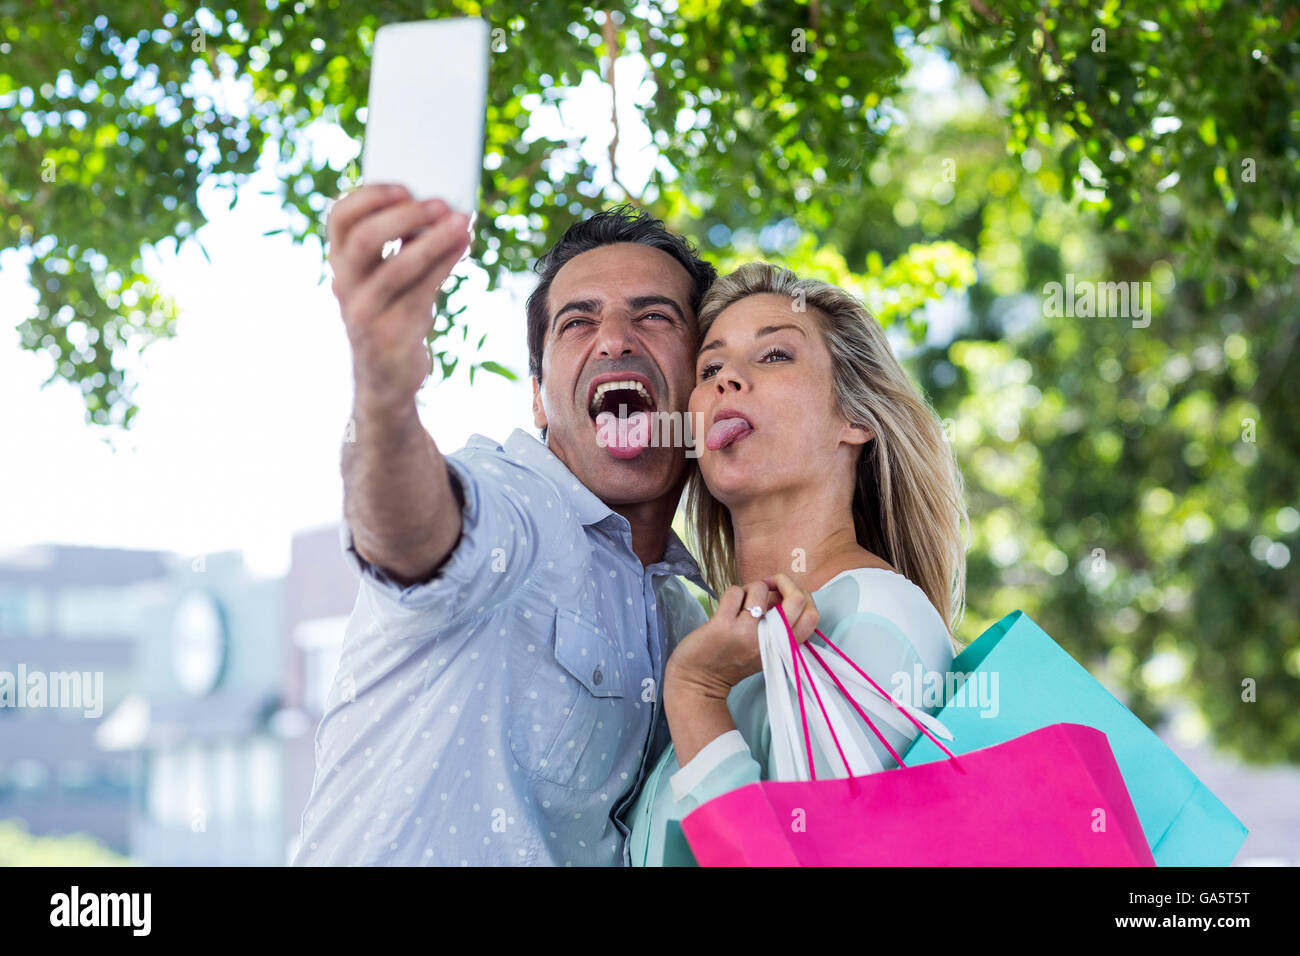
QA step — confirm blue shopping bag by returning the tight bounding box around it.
[902,610,1248,866]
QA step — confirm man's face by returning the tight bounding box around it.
[532,242,698,507]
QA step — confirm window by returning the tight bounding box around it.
[9,758,50,793]
[247,737,281,820]
[53,586,142,639]
[294,616,348,714]
[184,742,207,832]
[148,749,186,825]
[0,586,49,638]
[216,741,239,823]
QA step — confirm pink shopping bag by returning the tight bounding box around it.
[679,607,1156,866]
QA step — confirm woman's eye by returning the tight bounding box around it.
[698,348,789,381]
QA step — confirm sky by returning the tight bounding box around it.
[0,169,540,578]
[0,38,963,579]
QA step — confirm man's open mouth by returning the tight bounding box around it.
[588,378,657,420]
[587,376,658,459]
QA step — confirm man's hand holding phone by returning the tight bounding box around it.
[328,19,487,585]
[328,185,470,416]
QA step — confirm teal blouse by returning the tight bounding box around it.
[627,567,957,866]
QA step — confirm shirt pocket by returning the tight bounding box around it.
[509,609,628,791]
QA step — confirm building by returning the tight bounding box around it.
[110,524,353,865]
[1,529,354,866]
[280,523,358,864]
[0,543,168,854]
[111,547,284,865]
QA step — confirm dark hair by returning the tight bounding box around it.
[526,203,717,386]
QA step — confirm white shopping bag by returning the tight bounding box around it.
[757,607,953,783]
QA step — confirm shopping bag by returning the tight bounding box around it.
[680,606,1156,866]
[756,596,956,781]
[901,610,1248,866]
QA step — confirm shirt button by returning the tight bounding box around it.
[593,668,603,686]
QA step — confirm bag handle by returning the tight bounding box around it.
[781,604,861,792]
[785,616,857,790]
[775,604,959,779]
[807,642,956,742]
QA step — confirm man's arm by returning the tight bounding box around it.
[328,183,472,585]
[342,401,462,587]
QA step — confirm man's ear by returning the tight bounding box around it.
[531,377,548,430]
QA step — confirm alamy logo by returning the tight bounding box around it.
[595,408,710,458]
[1042,274,1152,328]
[49,886,151,936]
[890,663,1000,718]
[0,666,103,718]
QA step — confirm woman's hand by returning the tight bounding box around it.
[666,573,821,702]
[663,574,821,767]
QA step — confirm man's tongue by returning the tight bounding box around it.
[595,410,652,459]
[706,417,752,451]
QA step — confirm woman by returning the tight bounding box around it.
[628,262,971,866]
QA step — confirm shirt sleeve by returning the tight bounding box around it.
[340,450,559,639]
[665,734,762,819]
[658,666,774,820]
[668,730,750,801]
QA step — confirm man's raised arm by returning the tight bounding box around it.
[329,184,472,586]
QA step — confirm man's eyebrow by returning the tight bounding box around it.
[552,298,601,334]
[627,295,686,321]
[698,323,807,355]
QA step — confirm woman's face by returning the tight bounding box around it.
[689,293,869,506]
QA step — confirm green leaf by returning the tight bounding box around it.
[477,360,518,381]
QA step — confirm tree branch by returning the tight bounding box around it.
[969,0,1003,26]
[603,9,642,203]
[1038,9,1063,67]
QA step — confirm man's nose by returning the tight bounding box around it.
[595,316,638,358]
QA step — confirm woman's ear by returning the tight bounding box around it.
[840,421,873,446]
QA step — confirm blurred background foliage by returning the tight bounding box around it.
[2,0,1298,761]
[0,818,131,865]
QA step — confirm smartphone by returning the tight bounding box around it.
[361,18,488,216]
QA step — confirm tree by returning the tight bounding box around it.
[4,1,1298,761]
[2,0,967,426]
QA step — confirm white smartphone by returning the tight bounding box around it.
[361,18,488,216]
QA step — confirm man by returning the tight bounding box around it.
[293,186,717,865]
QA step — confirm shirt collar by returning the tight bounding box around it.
[501,428,711,594]
[657,527,713,596]
[502,428,613,526]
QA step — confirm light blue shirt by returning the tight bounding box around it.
[293,428,709,866]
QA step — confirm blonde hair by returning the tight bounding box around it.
[685,261,971,640]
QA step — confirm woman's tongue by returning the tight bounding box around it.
[706,417,752,451]
[595,410,653,459]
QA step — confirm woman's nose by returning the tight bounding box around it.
[715,367,744,392]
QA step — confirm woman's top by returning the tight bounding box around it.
[627,567,956,866]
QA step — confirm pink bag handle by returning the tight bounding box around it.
[775,604,958,783]
[781,610,859,792]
